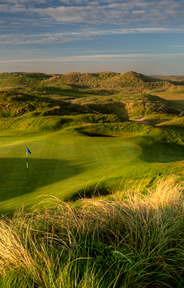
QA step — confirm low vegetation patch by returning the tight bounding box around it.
[0,115,67,132]
[147,127,184,148]
[136,113,178,125]
[157,116,184,133]
[73,121,154,137]
[0,72,51,86]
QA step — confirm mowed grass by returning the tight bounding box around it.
[155,91,184,110]
[0,131,140,213]
[0,130,184,213]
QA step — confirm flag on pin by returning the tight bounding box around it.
[26,147,31,155]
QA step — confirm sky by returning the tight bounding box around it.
[0,0,184,75]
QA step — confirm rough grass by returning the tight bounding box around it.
[0,72,51,86]
[41,71,172,94]
[0,74,182,124]
[157,116,184,132]
[0,87,90,119]
[0,71,174,95]
[74,93,181,118]
[0,178,184,287]
[136,113,178,125]
[73,121,153,137]
[0,115,66,132]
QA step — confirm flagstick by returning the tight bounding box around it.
[26,151,28,178]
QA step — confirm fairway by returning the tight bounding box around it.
[0,130,184,213]
[156,92,184,110]
[0,131,140,212]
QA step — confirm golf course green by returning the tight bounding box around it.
[0,128,184,213]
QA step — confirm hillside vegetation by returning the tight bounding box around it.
[42,71,172,93]
[0,70,183,128]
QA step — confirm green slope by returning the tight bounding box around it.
[0,131,140,212]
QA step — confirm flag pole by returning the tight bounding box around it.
[26,151,28,178]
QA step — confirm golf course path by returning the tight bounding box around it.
[133,116,148,122]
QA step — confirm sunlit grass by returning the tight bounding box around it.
[0,178,184,287]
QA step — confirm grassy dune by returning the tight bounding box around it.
[157,117,184,132]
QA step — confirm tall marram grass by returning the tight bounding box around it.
[0,178,184,287]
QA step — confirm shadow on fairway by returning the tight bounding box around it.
[0,157,84,201]
[139,141,184,163]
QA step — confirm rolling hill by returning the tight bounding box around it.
[0,71,183,128]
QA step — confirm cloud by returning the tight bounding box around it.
[0,23,184,45]
[1,0,184,45]
[0,26,184,45]
[1,0,184,27]
[31,0,184,26]
[1,52,184,64]
[0,0,48,3]
[0,32,82,45]
[0,3,27,13]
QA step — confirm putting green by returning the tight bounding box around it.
[0,130,184,213]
